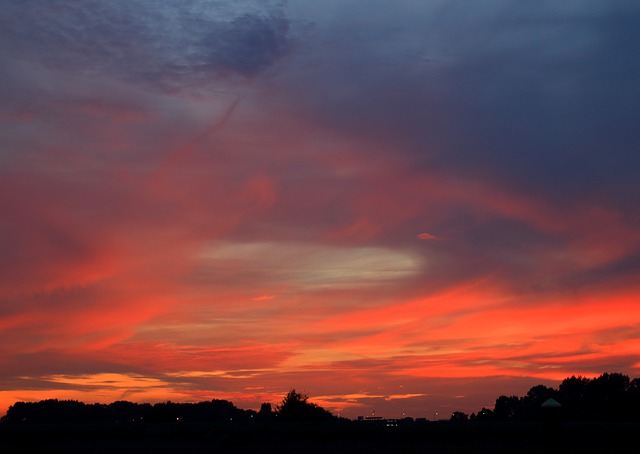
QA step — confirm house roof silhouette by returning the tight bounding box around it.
[541,398,561,408]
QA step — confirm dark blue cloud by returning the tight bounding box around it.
[197,13,290,76]
[0,0,291,90]
[277,1,640,198]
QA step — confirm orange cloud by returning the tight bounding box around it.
[2,52,639,423]
[251,295,275,301]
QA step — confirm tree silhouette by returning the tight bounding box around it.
[587,372,630,420]
[461,372,640,423]
[558,375,590,420]
[493,395,521,420]
[276,389,335,422]
[474,407,494,421]
[257,402,274,421]
[450,411,469,422]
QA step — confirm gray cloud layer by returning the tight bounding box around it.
[280,0,640,195]
[0,0,290,90]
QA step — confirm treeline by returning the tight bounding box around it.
[4,373,640,425]
[0,389,338,425]
[454,372,640,422]
[1,399,257,424]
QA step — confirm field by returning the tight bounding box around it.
[1,420,638,453]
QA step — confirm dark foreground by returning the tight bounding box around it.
[1,420,639,453]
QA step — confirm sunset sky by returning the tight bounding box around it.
[1,0,640,419]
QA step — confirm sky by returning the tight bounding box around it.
[1,0,639,420]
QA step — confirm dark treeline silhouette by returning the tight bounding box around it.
[1,382,639,453]
[3,374,640,426]
[276,389,336,422]
[0,389,341,425]
[0,398,257,424]
[456,372,640,422]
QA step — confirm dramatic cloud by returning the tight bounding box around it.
[0,0,291,90]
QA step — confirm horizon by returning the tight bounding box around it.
[3,370,635,421]
[0,373,564,420]
[1,1,639,422]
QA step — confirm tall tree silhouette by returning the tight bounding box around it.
[276,389,335,422]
